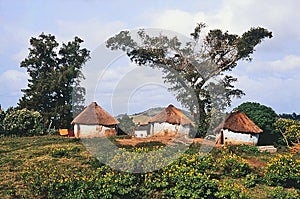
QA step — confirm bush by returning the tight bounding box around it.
[2,108,45,136]
[264,154,300,188]
[215,180,249,199]
[215,152,251,177]
[142,153,218,198]
[21,162,139,199]
[274,118,300,145]
[243,173,259,188]
[267,186,300,199]
[227,144,260,156]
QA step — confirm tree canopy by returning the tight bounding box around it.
[106,23,272,136]
[236,102,279,145]
[117,114,136,136]
[18,33,90,128]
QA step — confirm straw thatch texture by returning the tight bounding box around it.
[217,110,262,134]
[149,104,194,126]
[71,102,119,125]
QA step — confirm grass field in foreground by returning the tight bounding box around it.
[0,136,299,198]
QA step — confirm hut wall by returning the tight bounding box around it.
[222,129,259,145]
[135,130,148,138]
[151,122,190,135]
[74,124,115,138]
[135,124,150,138]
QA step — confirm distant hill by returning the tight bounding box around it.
[116,106,193,125]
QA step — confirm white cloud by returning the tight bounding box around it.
[55,19,126,50]
[0,70,28,109]
[230,74,300,113]
[270,55,300,72]
[149,9,206,35]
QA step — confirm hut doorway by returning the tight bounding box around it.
[217,130,224,144]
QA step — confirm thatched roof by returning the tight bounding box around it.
[71,102,119,125]
[216,110,263,134]
[149,104,195,126]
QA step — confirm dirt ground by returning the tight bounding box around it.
[115,135,219,147]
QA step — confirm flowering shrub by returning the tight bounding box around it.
[264,154,300,188]
[274,118,300,145]
[215,152,251,177]
[108,146,183,173]
[141,153,218,198]
[274,118,300,144]
[17,138,300,199]
[215,180,249,199]
[2,108,44,136]
[267,186,300,199]
[21,163,139,199]
[243,173,259,188]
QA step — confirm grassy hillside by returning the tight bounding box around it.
[0,136,299,198]
[117,106,193,124]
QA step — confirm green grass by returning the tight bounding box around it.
[0,136,88,198]
[0,136,299,198]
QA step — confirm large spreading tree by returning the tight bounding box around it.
[18,33,90,129]
[106,23,272,136]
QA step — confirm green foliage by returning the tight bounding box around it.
[215,180,250,199]
[274,118,300,145]
[227,144,260,156]
[51,148,69,158]
[0,107,5,134]
[106,24,272,137]
[117,114,136,135]
[141,153,218,198]
[2,136,300,198]
[2,108,44,136]
[18,33,90,129]
[264,154,300,188]
[243,173,259,188]
[214,152,251,178]
[267,186,300,199]
[237,102,279,144]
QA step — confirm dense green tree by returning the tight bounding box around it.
[18,33,90,128]
[106,23,272,136]
[0,105,5,134]
[236,102,279,145]
[279,112,300,120]
[117,114,136,135]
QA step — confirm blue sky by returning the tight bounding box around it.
[1,0,300,115]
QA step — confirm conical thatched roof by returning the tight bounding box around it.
[217,110,262,134]
[149,104,195,126]
[71,102,119,125]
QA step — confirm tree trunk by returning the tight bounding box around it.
[195,91,208,137]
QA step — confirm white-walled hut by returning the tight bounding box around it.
[148,104,194,136]
[216,110,263,145]
[71,102,119,138]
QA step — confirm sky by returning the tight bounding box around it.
[1,0,300,115]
